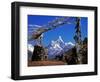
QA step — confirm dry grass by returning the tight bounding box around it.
[28,60,65,66]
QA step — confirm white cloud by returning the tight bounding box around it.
[28,24,42,28]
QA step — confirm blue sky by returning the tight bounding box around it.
[28,15,87,46]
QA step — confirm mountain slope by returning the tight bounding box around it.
[28,44,34,60]
[47,36,75,59]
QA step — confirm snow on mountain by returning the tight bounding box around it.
[27,36,75,60]
[66,42,75,46]
[28,44,34,53]
[57,36,64,43]
[47,36,75,59]
[28,44,34,60]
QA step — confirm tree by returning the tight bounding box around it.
[83,37,87,45]
[31,45,45,61]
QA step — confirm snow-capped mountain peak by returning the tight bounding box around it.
[65,42,75,46]
[57,36,64,43]
[47,36,75,59]
[67,42,75,46]
[28,44,34,53]
[50,36,64,48]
